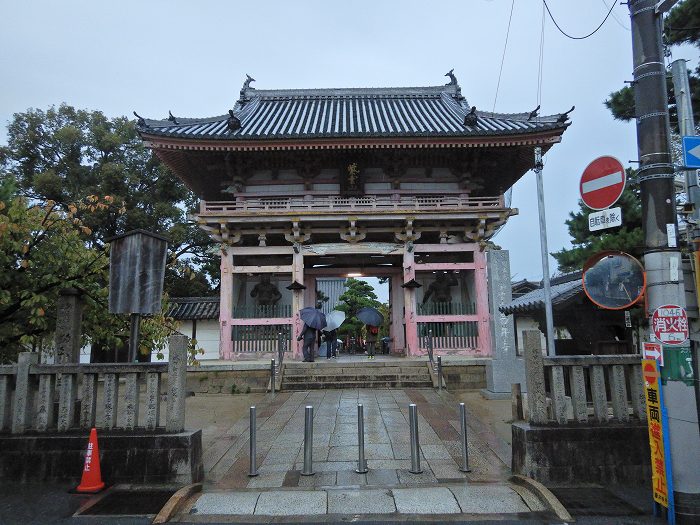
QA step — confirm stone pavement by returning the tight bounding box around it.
[174,388,562,520]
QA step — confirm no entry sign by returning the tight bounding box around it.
[651,304,689,346]
[580,156,626,210]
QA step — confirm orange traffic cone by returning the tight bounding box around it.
[76,427,105,493]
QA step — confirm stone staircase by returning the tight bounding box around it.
[280,360,433,390]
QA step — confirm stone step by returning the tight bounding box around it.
[284,362,427,369]
[283,369,430,377]
[282,375,431,384]
[281,380,433,390]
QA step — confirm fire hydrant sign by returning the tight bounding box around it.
[651,305,689,345]
[642,360,673,509]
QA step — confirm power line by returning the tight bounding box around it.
[601,0,629,31]
[492,0,516,113]
[543,0,616,40]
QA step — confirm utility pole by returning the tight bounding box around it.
[534,147,556,356]
[629,1,700,520]
[671,57,700,472]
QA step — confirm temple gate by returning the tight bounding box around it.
[136,73,569,360]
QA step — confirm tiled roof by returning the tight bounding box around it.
[500,272,583,314]
[168,297,219,320]
[137,75,570,142]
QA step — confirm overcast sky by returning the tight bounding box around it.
[1,0,697,283]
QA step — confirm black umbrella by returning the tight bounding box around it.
[299,307,327,330]
[356,306,384,327]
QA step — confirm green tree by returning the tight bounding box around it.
[336,278,383,340]
[0,104,217,296]
[0,177,202,364]
[605,0,700,129]
[552,182,643,272]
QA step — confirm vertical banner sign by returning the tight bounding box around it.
[642,360,675,515]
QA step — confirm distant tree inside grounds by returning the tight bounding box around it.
[0,104,217,296]
[336,278,384,341]
[605,0,700,130]
[552,182,643,272]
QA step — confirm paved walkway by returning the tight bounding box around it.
[173,388,563,520]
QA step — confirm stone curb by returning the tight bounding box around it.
[509,474,573,522]
[153,483,202,524]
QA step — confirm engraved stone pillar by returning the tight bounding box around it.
[124,372,140,430]
[54,288,83,363]
[57,373,76,431]
[145,372,161,430]
[12,352,38,434]
[484,250,525,397]
[35,374,55,432]
[523,331,547,424]
[103,373,119,429]
[166,335,187,432]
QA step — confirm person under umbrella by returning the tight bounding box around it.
[297,323,321,362]
[298,307,326,362]
[366,324,379,360]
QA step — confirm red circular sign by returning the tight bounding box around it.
[580,156,626,210]
[643,362,657,385]
[651,304,689,346]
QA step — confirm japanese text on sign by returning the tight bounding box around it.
[588,207,622,232]
[651,305,689,345]
[642,360,668,508]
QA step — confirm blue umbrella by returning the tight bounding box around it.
[299,307,327,330]
[356,307,384,327]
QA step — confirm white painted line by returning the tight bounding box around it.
[582,171,624,193]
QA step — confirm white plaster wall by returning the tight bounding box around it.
[514,315,547,355]
[154,319,221,362]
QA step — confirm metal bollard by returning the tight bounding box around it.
[437,355,443,391]
[356,404,368,473]
[270,359,276,394]
[459,402,472,472]
[301,405,315,475]
[277,332,284,364]
[409,403,423,474]
[248,406,258,476]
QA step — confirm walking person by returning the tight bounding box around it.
[297,323,318,362]
[366,325,378,360]
[324,328,338,359]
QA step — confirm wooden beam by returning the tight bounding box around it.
[232,265,293,274]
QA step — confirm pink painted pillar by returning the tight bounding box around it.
[390,273,406,353]
[403,246,419,356]
[291,250,304,360]
[474,249,493,356]
[219,249,233,359]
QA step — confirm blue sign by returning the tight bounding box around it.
[682,136,700,169]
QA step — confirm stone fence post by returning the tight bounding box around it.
[166,335,187,432]
[523,331,548,425]
[12,352,38,434]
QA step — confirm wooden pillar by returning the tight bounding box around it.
[219,248,233,359]
[403,245,418,356]
[474,249,492,356]
[390,272,405,353]
[292,249,304,359]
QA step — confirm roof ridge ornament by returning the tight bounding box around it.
[464,106,478,127]
[133,111,146,127]
[239,74,256,105]
[444,69,465,101]
[227,109,241,131]
[557,105,575,123]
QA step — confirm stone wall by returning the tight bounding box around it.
[512,422,651,484]
[0,430,203,484]
[185,365,270,394]
[442,362,487,390]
